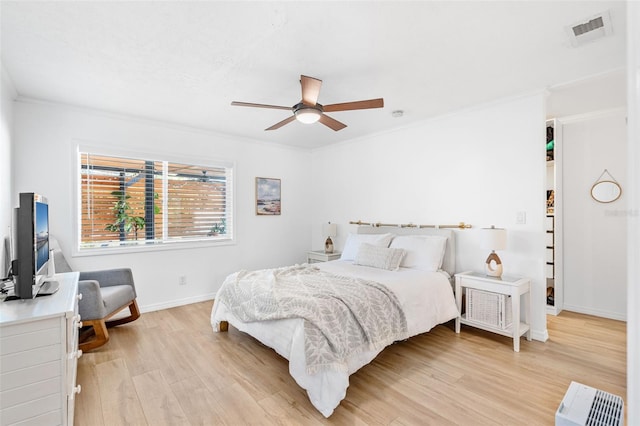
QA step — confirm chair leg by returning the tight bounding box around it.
[106,299,141,328]
[79,319,110,352]
[80,300,140,352]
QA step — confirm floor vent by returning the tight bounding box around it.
[556,381,623,426]
[566,10,613,47]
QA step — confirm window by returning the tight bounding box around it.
[78,151,233,250]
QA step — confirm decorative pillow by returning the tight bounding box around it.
[340,233,394,261]
[389,235,448,271]
[354,243,405,271]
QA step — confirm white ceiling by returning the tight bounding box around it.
[0,1,627,149]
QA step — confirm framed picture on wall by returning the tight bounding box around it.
[256,177,281,215]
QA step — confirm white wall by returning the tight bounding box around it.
[12,100,312,311]
[1,68,17,276]
[310,94,549,341]
[627,2,640,423]
[561,110,627,320]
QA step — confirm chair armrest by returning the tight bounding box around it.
[78,268,136,296]
[52,249,73,273]
[78,280,108,320]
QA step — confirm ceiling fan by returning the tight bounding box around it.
[231,75,384,131]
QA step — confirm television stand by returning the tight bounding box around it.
[37,280,60,296]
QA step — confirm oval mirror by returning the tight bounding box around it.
[591,180,622,203]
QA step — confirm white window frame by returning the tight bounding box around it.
[73,144,235,256]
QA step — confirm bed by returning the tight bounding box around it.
[210,226,460,417]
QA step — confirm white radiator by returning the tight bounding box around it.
[556,382,624,426]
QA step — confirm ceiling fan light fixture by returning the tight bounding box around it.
[231,75,382,131]
[294,106,322,124]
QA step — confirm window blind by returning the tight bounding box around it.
[79,152,233,249]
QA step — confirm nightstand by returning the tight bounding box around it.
[307,251,341,263]
[454,271,531,352]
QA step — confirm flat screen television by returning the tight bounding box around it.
[13,192,51,299]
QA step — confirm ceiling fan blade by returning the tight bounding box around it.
[323,98,384,112]
[318,114,347,131]
[300,75,322,106]
[265,115,296,131]
[231,101,291,111]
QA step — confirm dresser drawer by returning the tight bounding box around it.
[0,344,61,373]
[0,318,61,355]
[0,393,62,426]
[0,377,60,410]
[1,359,61,391]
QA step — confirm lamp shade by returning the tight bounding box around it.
[324,222,337,238]
[480,226,507,251]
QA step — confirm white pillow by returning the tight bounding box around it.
[389,235,448,271]
[354,243,405,271]
[340,233,394,261]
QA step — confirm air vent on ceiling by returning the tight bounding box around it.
[566,10,613,47]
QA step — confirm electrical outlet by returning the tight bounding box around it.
[516,211,526,224]
[178,275,187,286]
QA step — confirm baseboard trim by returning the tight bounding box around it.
[562,304,627,322]
[140,293,216,314]
[532,329,549,342]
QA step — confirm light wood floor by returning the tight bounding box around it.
[75,301,626,425]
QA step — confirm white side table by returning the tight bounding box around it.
[454,271,531,352]
[307,251,341,263]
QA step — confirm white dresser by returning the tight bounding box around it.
[0,272,82,426]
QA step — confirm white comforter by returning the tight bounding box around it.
[210,260,459,417]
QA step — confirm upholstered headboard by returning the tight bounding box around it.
[354,225,456,276]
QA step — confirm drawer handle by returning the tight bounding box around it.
[73,314,82,329]
[70,384,82,399]
[68,349,83,360]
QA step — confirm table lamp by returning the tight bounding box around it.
[481,226,507,278]
[324,222,337,254]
